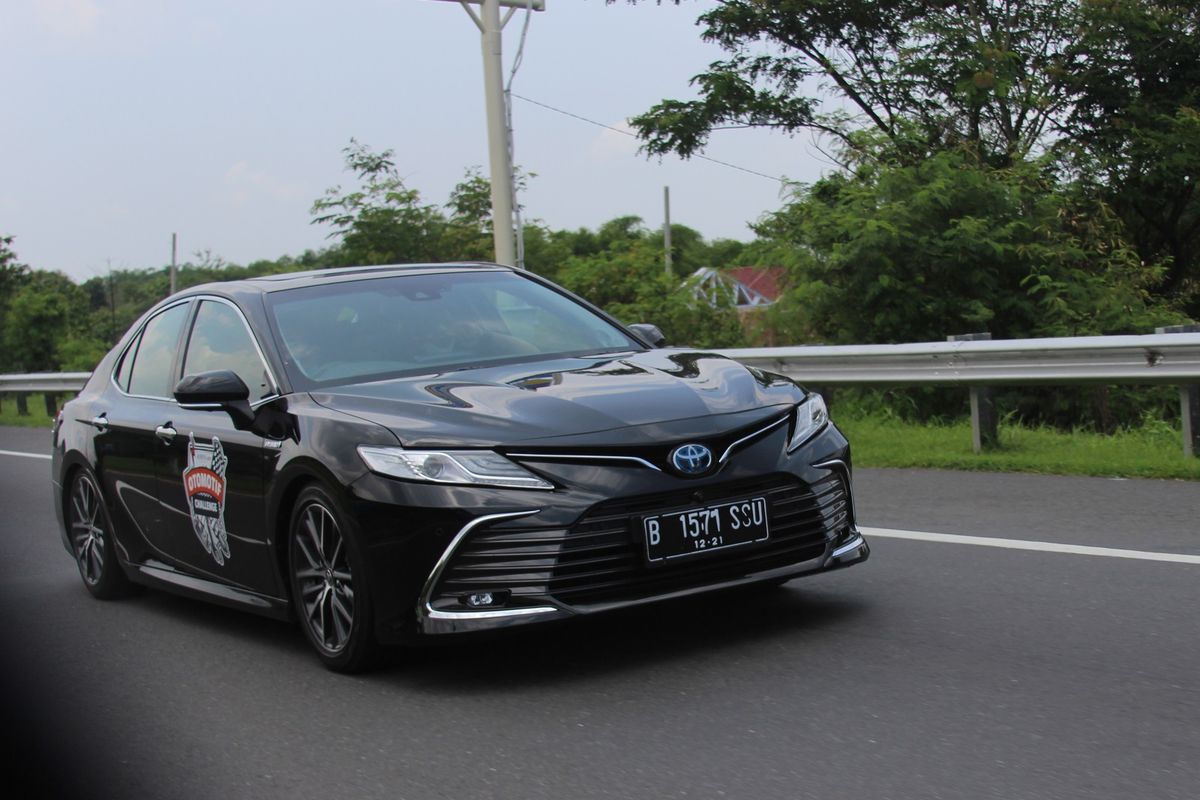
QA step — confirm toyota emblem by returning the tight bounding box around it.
[670,443,713,476]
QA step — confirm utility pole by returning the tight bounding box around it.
[663,186,673,276]
[431,0,545,266]
[106,259,117,347]
[170,233,177,295]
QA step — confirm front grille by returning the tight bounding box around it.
[429,473,850,610]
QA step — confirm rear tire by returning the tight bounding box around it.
[288,484,377,673]
[67,469,136,600]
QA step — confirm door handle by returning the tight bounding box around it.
[155,425,177,444]
[90,414,108,432]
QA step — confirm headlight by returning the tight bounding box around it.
[787,394,829,453]
[357,446,553,491]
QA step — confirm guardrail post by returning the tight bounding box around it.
[949,333,998,453]
[1158,324,1200,458]
[15,393,29,417]
[43,393,58,419]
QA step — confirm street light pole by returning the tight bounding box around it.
[431,0,545,267]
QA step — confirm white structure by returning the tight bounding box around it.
[688,267,783,309]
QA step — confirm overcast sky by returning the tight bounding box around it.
[3,0,835,282]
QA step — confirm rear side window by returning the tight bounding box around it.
[182,300,275,401]
[126,304,189,398]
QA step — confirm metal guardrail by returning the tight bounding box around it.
[716,333,1200,387]
[0,372,91,393]
[717,331,1200,458]
[2,331,1198,456]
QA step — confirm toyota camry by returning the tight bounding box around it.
[52,263,869,671]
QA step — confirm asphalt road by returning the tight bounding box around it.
[2,424,1197,800]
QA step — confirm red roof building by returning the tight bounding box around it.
[689,266,788,308]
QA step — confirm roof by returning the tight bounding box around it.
[177,262,510,298]
[688,266,788,308]
[725,267,787,304]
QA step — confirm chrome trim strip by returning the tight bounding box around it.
[110,295,283,404]
[718,415,788,464]
[509,415,788,473]
[417,509,542,630]
[507,453,663,472]
[250,394,283,410]
[426,606,559,622]
[183,295,283,400]
[109,298,193,401]
[786,422,829,453]
[830,533,866,559]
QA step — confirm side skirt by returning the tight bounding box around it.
[130,559,292,621]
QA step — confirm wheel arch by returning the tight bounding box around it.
[268,458,351,606]
[57,451,97,552]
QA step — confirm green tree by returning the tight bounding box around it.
[0,235,29,295]
[0,236,32,372]
[705,237,748,270]
[618,1,1199,317]
[3,270,100,372]
[556,236,745,348]
[755,143,1173,345]
[613,0,1078,167]
[1066,0,1200,313]
[518,223,575,282]
[311,139,449,265]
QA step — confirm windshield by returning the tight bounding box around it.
[266,270,640,389]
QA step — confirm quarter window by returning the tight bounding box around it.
[126,303,189,399]
[113,336,136,393]
[182,300,274,401]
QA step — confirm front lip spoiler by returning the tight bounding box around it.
[416,516,870,635]
[828,532,868,562]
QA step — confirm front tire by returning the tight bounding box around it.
[288,485,376,672]
[67,469,135,599]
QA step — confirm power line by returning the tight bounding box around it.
[509,93,785,184]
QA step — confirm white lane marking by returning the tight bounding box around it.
[0,449,51,461]
[861,526,1200,566]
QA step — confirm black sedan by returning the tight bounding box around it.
[52,263,868,671]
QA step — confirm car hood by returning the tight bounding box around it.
[309,350,805,448]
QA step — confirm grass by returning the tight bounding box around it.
[0,393,59,429]
[838,413,1200,481]
[3,392,1196,481]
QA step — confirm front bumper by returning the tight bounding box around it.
[419,525,869,635]
[352,422,868,642]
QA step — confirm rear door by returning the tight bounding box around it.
[93,301,191,555]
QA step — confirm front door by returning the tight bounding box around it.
[156,410,278,594]
[152,298,283,597]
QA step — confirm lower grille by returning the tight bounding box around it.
[429,473,850,610]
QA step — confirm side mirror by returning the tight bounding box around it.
[175,370,254,428]
[628,323,666,348]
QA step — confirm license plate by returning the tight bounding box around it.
[643,497,769,563]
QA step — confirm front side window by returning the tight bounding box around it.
[126,303,189,398]
[267,270,638,388]
[182,300,275,401]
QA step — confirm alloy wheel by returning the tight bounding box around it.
[70,473,106,586]
[293,501,356,654]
